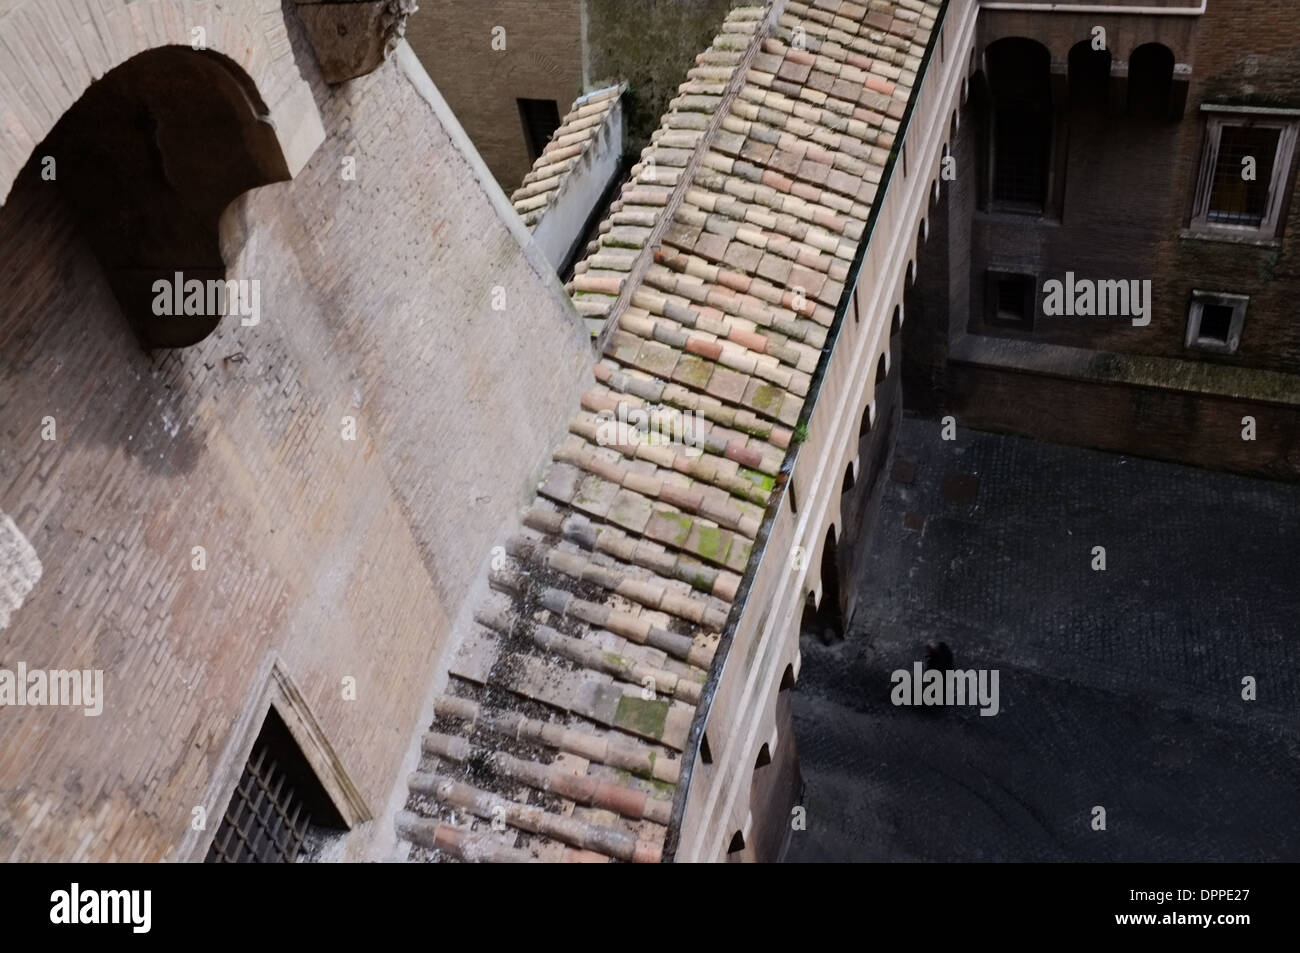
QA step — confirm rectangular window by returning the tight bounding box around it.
[1185,290,1248,354]
[985,270,1036,330]
[991,107,1051,211]
[1191,111,1298,241]
[518,98,562,162]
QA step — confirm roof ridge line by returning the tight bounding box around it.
[592,0,793,356]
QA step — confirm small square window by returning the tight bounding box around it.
[1185,291,1248,354]
[1197,304,1233,344]
[1190,112,1299,241]
[985,270,1036,330]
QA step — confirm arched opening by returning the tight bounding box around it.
[1068,40,1111,112]
[779,663,795,691]
[859,402,874,438]
[754,743,772,769]
[891,305,902,337]
[31,46,294,348]
[801,526,844,645]
[1128,43,1175,119]
[727,830,746,854]
[876,354,888,386]
[799,589,818,633]
[984,37,1053,213]
[842,462,855,494]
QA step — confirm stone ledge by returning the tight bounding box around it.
[950,332,1300,407]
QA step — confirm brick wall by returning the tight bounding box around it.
[406,0,585,191]
[903,4,1300,481]
[965,7,1300,374]
[406,0,736,193]
[0,7,593,860]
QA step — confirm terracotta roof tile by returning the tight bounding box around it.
[402,0,940,863]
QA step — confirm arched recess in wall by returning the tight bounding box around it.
[1068,40,1111,112]
[983,37,1053,214]
[1127,43,1175,120]
[23,47,301,348]
[799,525,843,641]
[859,402,875,438]
[890,304,902,338]
[779,663,796,691]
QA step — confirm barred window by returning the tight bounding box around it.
[986,38,1053,214]
[1207,126,1280,227]
[205,708,346,863]
[1190,112,1298,241]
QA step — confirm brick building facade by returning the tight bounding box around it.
[905,0,1300,481]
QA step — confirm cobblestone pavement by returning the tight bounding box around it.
[786,415,1300,862]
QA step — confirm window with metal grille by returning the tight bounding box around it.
[518,98,561,162]
[205,707,346,863]
[1207,126,1280,227]
[992,109,1051,208]
[1190,112,1298,241]
[986,38,1054,214]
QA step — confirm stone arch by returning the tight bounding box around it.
[0,0,325,348]
[813,525,843,640]
[876,352,889,385]
[859,401,875,438]
[779,663,796,691]
[0,0,323,206]
[891,304,902,337]
[984,37,1053,213]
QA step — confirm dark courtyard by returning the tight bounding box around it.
[786,414,1300,862]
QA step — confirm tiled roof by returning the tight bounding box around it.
[510,84,626,230]
[397,0,939,863]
